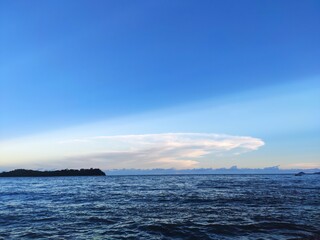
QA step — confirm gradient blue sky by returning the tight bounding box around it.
[0,0,319,170]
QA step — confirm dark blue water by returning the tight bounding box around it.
[0,175,319,239]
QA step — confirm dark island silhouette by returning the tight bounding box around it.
[0,168,106,177]
[295,171,306,176]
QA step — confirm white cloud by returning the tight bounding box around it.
[57,133,264,169]
[0,133,264,169]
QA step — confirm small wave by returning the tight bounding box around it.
[88,217,117,224]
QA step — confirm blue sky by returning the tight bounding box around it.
[0,1,319,170]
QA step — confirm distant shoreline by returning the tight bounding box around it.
[0,168,106,177]
[104,168,320,176]
[104,173,320,176]
[1,168,319,177]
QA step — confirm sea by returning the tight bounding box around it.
[0,174,319,240]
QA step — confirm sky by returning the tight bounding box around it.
[0,0,319,170]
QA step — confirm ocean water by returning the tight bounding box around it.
[0,175,319,240]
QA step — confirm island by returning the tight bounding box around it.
[0,168,106,177]
[295,172,306,176]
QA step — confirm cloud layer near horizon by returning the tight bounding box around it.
[56,133,264,169]
[0,133,264,169]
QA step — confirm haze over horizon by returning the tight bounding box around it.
[1,1,319,170]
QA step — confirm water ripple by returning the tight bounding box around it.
[0,175,319,239]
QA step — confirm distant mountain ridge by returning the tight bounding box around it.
[0,168,106,177]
